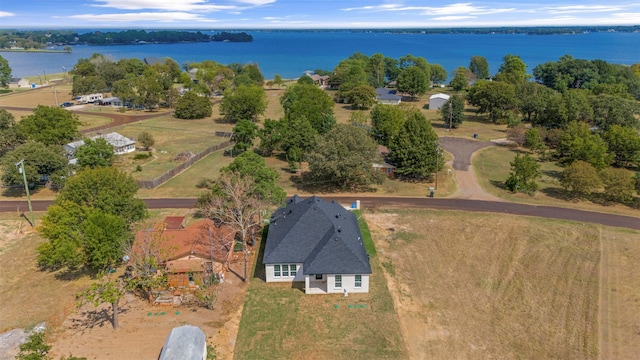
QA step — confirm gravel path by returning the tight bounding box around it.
[439,136,502,201]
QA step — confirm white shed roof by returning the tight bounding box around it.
[429,93,450,100]
[159,325,206,360]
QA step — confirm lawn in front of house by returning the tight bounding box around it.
[233,211,408,360]
[111,115,233,181]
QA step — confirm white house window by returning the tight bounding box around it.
[273,264,297,278]
[335,275,342,288]
[315,274,322,280]
[355,275,362,288]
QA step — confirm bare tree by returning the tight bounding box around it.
[196,172,266,282]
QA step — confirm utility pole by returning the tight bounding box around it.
[53,87,59,106]
[15,159,34,227]
[435,142,439,190]
[448,101,452,132]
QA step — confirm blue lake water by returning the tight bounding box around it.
[2,31,639,80]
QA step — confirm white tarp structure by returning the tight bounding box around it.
[159,325,207,360]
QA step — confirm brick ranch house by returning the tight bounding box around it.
[133,216,236,289]
[263,195,372,294]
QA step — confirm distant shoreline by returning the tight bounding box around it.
[0,49,68,53]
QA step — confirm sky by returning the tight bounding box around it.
[0,0,639,29]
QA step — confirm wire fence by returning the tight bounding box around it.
[137,139,232,189]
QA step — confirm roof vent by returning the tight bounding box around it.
[337,227,342,233]
[335,213,340,218]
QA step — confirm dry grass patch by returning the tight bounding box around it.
[0,219,91,332]
[366,209,640,359]
[474,146,640,217]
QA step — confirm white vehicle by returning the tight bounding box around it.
[78,93,103,104]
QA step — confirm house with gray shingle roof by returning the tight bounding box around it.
[263,195,371,294]
[376,87,402,105]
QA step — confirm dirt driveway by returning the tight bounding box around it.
[439,137,501,201]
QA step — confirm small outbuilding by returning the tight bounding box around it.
[376,87,402,105]
[429,93,450,110]
[159,325,207,360]
[8,78,30,88]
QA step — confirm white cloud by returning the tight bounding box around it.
[546,5,624,14]
[0,11,15,17]
[235,0,276,4]
[66,11,217,22]
[342,2,515,16]
[431,15,477,21]
[91,0,274,11]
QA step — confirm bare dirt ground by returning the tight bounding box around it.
[364,210,640,360]
[49,260,249,360]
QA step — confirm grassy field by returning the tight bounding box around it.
[474,145,640,216]
[365,209,640,359]
[109,115,233,181]
[233,211,408,360]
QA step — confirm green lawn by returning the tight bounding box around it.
[234,211,408,360]
[111,115,233,181]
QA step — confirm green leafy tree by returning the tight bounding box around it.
[220,85,267,122]
[0,55,11,87]
[505,153,540,194]
[602,125,640,168]
[75,138,115,169]
[37,167,146,271]
[72,75,107,96]
[396,66,428,100]
[77,272,125,328]
[557,121,612,170]
[440,95,465,129]
[495,54,529,84]
[281,83,335,134]
[16,331,51,360]
[222,151,285,205]
[634,172,640,195]
[467,80,517,123]
[306,124,386,190]
[135,68,165,110]
[83,210,130,269]
[368,53,386,87]
[1,142,68,188]
[281,115,316,169]
[232,119,259,153]
[450,66,469,91]
[469,55,489,80]
[297,75,314,85]
[137,131,155,150]
[590,94,640,130]
[348,84,377,110]
[370,104,406,147]
[429,64,448,86]
[600,167,635,203]
[174,91,212,119]
[15,105,80,146]
[523,127,547,154]
[560,161,602,198]
[515,81,554,122]
[388,110,442,180]
[256,118,283,157]
[272,74,284,88]
[0,109,23,156]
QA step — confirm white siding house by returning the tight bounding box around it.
[263,196,372,295]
